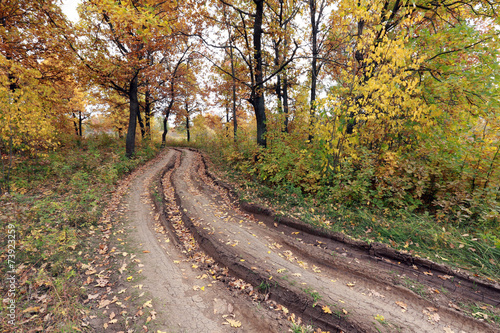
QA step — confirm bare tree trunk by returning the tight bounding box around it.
[230,41,238,141]
[283,74,289,132]
[162,100,174,145]
[145,89,151,138]
[253,0,266,147]
[137,106,145,138]
[126,75,139,158]
[309,0,319,141]
[78,111,83,136]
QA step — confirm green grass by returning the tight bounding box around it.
[301,287,322,304]
[206,159,500,281]
[0,134,162,331]
[459,301,500,326]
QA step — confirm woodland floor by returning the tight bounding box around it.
[82,148,500,333]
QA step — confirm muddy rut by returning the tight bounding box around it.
[131,148,499,332]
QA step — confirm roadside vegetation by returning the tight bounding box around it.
[0,135,161,331]
[198,122,500,282]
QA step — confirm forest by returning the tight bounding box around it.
[1,0,499,332]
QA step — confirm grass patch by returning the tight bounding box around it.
[204,152,500,281]
[0,135,162,331]
[459,301,500,326]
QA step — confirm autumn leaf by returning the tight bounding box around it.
[395,301,407,312]
[22,306,40,313]
[225,319,242,328]
[322,305,332,314]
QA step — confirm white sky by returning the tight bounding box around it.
[61,0,80,22]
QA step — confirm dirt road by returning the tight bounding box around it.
[100,148,500,332]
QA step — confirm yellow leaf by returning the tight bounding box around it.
[322,305,332,314]
[22,306,40,313]
[226,319,242,328]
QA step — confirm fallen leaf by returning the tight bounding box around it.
[226,319,242,328]
[22,306,40,313]
[95,277,109,287]
[430,313,440,322]
[395,301,407,312]
[88,293,100,300]
[346,282,355,287]
[322,305,332,314]
[98,299,111,309]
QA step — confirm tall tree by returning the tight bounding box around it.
[73,0,170,157]
[207,0,298,146]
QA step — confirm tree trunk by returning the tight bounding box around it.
[253,0,266,147]
[78,111,83,136]
[145,89,151,138]
[137,105,145,138]
[162,98,174,145]
[230,40,238,141]
[309,0,319,141]
[283,74,289,132]
[73,114,79,136]
[126,75,139,158]
[161,110,170,144]
[186,116,190,142]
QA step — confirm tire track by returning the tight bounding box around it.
[165,148,497,333]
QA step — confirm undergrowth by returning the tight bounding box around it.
[0,134,161,332]
[200,133,500,281]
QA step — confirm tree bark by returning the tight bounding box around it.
[161,106,172,145]
[126,75,139,158]
[309,0,319,141]
[283,74,289,132]
[186,115,190,142]
[230,40,238,141]
[145,89,151,138]
[253,0,266,147]
[137,105,145,138]
[161,111,170,144]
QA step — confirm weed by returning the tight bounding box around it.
[290,323,315,333]
[400,276,429,299]
[459,302,500,325]
[302,287,322,304]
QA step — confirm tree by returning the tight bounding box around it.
[267,0,302,132]
[206,0,299,146]
[0,0,73,193]
[73,0,171,157]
